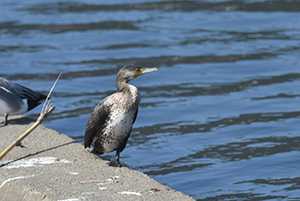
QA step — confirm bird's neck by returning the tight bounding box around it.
[118,82,138,95]
[116,81,140,104]
[116,80,130,92]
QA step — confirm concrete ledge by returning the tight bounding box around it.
[0,116,194,201]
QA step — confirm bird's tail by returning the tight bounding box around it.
[27,92,48,111]
[17,84,49,111]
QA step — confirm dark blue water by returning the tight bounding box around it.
[1,0,300,200]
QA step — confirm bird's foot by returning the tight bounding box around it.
[16,141,27,148]
[108,160,128,167]
[0,114,8,127]
[0,121,7,127]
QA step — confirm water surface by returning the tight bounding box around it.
[1,0,300,200]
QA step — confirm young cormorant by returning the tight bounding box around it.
[84,65,158,167]
[0,78,48,126]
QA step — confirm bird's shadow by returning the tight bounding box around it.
[2,116,36,126]
[0,141,76,168]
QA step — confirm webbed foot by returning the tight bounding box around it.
[108,160,128,167]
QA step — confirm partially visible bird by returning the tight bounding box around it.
[84,65,158,167]
[0,78,48,126]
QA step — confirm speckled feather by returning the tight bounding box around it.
[84,82,140,154]
[84,65,158,166]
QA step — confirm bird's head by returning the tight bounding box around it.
[117,65,158,83]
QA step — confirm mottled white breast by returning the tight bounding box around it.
[101,107,137,153]
[111,110,135,135]
[100,85,140,153]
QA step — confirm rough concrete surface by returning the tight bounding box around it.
[0,116,195,201]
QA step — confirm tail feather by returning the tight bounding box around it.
[24,89,48,111]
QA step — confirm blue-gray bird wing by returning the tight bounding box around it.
[0,78,46,101]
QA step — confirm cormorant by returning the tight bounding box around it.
[84,65,158,167]
[0,78,48,126]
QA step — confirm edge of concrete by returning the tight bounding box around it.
[0,116,195,201]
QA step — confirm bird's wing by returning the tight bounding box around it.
[17,84,47,101]
[132,108,138,125]
[0,78,46,101]
[0,78,24,97]
[84,101,110,148]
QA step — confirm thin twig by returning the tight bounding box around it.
[41,72,62,115]
[0,74,62,161]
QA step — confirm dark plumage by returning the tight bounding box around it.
[0,78,48,126]
[84,65,158,167]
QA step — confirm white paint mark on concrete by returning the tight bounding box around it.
[118,191,142,196]
[98,187,108,190]
[3,157,71,169]
[57,198,85,201]
[0,175,34,189]
[79,179,101,184]
[107,175,119,182]
[69,172,79,175]
[97,175,120,186]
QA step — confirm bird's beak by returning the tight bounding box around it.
[134,67,158,78]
